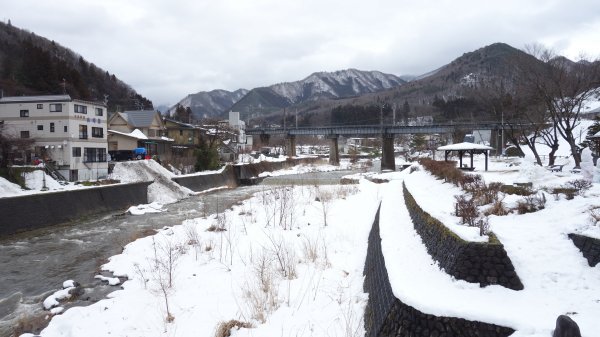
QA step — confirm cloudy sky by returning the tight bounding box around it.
[3,0,600,107]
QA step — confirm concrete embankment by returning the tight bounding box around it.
[174,157,321,191]
[0,181,151,236]
[0,158,322,236]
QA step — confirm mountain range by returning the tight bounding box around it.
[170,69,405,122]
[171,43,553,125]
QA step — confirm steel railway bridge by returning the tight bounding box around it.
[246,122,503,171]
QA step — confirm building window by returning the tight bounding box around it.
[64,125,68,132]
[20,110,29,117]
[72,147,81,157]
[83,147,107,162]
[79,124,88,139]
[95,107,103,116]
[179,130,183,136]
[37,104,43,109]
[37,125,43,131]
[74,104,87,114]
[50,104,62,112]
[50,123,55,132]
[92,127,104,138]
[20,131,30,138]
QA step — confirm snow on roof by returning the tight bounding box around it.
[108,129,148,140]
[438,142,494,151]
[130,129,148,139]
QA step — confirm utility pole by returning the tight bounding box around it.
[380,103,384,135]
[501,110,504,156]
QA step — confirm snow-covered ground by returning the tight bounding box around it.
[0,168,89,198]
[20,150,600,337]
[10,119,600,337]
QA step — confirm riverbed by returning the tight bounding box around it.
[0,168,368,336]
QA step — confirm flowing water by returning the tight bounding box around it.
[0,168,367,336]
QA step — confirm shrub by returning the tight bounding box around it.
[214,320,252,337]
[551,187,578,200]
[459,174,484,192]
[419,158,462,184]
[500,184,534,196]
[515,193,546,214]
[454,195,478,227]
[567,179,592,196]
[484,199,509,216]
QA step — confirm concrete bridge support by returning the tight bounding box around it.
[259,133,270,146]
[286,135,296,158]
[329,136,340,166]
[381,135,395,171]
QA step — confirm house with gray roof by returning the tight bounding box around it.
[108,110,172,161]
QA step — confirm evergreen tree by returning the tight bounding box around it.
[409,134,427,152]
[194,138,220,171]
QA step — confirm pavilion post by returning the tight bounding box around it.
[470,150,474,169]
[485,151,488,171]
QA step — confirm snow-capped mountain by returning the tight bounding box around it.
[168,89,248,120]
[270,69,405,103]
[229,69,405,119]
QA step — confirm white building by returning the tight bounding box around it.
[0,94,108,181]
[228,111,252,152]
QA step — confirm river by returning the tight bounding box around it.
[0,168,370,336]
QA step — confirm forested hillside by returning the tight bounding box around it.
[0,21,152,111]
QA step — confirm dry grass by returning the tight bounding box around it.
[214,320,252,337]
[13,312,51,336]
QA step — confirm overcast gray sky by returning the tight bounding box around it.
[3,0,600,107]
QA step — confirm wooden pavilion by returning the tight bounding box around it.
[437,142,494,171]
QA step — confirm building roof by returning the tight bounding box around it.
[108,129,148,140]
[121,110,160,128]
[163,118,197,129]
[438,142,494,151]
[0,94,72,103]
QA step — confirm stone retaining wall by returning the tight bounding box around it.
[568,233,600,267]
[0,181,151,236]
[403,183,523,290]
[364,205,515,337]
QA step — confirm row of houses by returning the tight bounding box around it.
[0,94,251,181]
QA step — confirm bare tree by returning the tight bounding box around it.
[523,44,600,168]
[0,122,35,168]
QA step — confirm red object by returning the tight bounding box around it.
[145,155,151,160]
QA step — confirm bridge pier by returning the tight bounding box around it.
[381,135,395,171]
[328,135,340,166]
[286,135,296,158]
[259,133,270,146]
